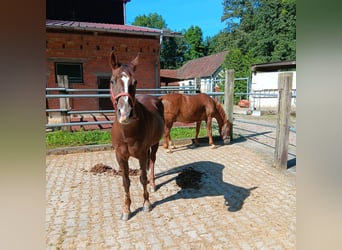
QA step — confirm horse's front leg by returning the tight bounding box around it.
[207,117,217,149]
[139,153,152,213]
[116,155,131,221]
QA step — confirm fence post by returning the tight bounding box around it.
[224,69,234,140]
[273,72,293,170]
[195,77,201,93]
[57,75,71,131]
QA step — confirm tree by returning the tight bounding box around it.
[221,0,296,62]
[160,36,186,69]
[132,12,167,29]
[206,32,231,54]
[223,48,256,103]
[183,25,206,61]
[132,13,188,69]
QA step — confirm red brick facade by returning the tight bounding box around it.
[46,30,161,111]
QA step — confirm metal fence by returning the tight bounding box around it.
[46,80,296,132]
[46,85,198,129]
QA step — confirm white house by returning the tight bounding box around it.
[250,60,296,111]
[160,51,228,93]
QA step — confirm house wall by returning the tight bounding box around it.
[179,76,224,93]
[250,71,296,111]
[46,30,160,111]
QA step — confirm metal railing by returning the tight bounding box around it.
[46,84,296,131]
[46,86,198,129]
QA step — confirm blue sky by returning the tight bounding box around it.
[126,0,227,38]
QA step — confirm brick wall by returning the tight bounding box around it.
[46,30,161,111]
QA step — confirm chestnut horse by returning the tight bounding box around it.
[161,93,231,152]
[109,51,164,220]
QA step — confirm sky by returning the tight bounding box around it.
[125,0,227,38]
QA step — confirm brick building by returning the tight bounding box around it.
[46,0,180,112]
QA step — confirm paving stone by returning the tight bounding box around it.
[46,121,296,249]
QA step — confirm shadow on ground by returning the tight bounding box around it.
[152,161,257,213]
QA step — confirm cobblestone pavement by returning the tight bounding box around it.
[46,122,296,249]
[233,117,296,175]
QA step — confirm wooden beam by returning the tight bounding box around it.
[224,69,234,140]
[57,75,71,132]
[273,72,293,169]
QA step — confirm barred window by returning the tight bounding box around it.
[55,62,83,83]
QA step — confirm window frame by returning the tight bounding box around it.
[55,62,83,84]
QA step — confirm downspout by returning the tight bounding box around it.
[155,29,163,89]
[122,0,131,24]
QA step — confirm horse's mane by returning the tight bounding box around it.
[212,98,228,122]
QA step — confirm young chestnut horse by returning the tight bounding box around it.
[109,51,164,221]
[161,93,231,152]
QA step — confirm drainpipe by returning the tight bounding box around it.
[122,0,131,24]
[155,29,164,88]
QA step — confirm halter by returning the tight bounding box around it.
[110,83,137,119]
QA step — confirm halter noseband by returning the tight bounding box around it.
[110,84,137,119]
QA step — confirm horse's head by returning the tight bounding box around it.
[221,120,231,144]
[109,51,139,125]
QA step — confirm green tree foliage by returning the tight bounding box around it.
[223,48,256,103]
[160,36,186,69]
[132,12,167,29]
[183,26,206,61]
[222,0,296,62]
[132,13,181,69]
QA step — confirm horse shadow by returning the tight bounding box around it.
[152,161,257,212]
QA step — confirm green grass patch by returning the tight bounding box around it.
[46,129,111,149]
[46,123,219,149]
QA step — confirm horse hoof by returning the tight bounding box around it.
[210,144,217,149]
[143,203,152,213]
[120,212,131,221]
[224,139,231,144]
[150,186,156,193]
[166,149,173,153]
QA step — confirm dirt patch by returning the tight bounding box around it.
[175,168,203,190]
[88,163,140,176]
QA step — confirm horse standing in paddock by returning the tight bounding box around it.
[109,51,164,221]
[160,93,231,152]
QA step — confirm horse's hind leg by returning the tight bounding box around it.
[163,121,175,153]
[206,117,217,149]
[139,153,152,213]
[148,143,159,192]
[193,121,201,147]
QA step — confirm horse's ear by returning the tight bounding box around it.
[109,51,119,70]
[129,53,139,72]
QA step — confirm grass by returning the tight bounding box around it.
[46,129,111,149]
[46,123,218,149]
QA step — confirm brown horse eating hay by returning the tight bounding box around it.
[161,93,231,152]
[109,51,164,221]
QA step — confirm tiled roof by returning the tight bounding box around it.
[178,51,228,79]
[46,19,182,37]
[160,69,178,79]
[160,51,228,81]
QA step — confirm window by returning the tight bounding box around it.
[55,62,83,83]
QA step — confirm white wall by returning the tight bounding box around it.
[179,77,215,93]
[250,71,296,110]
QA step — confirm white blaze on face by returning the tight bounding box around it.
[121,72,130,102]
[118,72,131,123]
